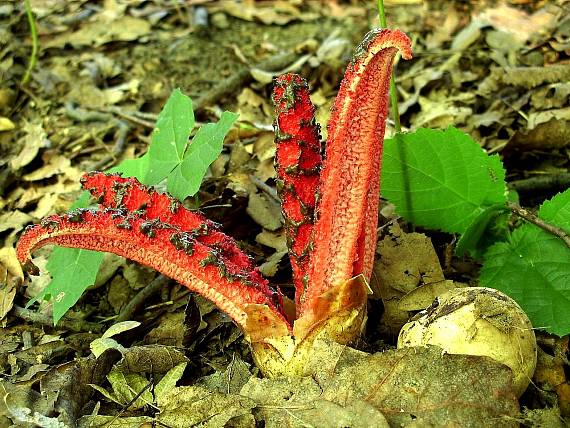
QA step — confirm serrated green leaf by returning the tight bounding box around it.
[480,190,570,336]
[145,89,194,184]
[455,204,508,258]
[166,111,238,200]
[382,127,507,234]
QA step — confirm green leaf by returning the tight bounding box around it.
[167,111,238,200]
[39,89,236,325]
[110,153,150,181]
[41,248,105,324]
[145,89,195,184]
[26,192,102,324]
[480,190,570,336]
[382,127,507,234]
[98,368,152,409]
[455,204,509,258]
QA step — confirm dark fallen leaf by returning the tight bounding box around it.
[306,340,519,427]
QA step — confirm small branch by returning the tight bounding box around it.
[193,51,299,112]
[12,305,104,333]
[22,0,39,85]
[507,202,570,249]
[116,275,171,322]
[508,173,570,194]
[100,106,157,129]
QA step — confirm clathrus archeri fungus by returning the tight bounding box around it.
[17,29,412,378]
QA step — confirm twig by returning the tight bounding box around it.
[116,275,171,322]
[22,0,39,85]
[65,102,112,122]
[193,51,299,112]
[90,120,130,170]
[64,102,132,170]
[12,305,105,333]
[508,173,570,194]
[507,202,570,249]
[100,106,157,129]
[249,174,280,203]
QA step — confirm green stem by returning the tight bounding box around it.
[376,0,401,133]
[22,0,38,85]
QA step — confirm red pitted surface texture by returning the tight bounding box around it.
[272,74,322,311]
[81,172,254,270]
[303,29,412,313]
[16,208,288,330]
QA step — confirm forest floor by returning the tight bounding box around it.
[1,1,569,426]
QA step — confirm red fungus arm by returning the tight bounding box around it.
[304,29,412,312]
[16,208,289,331]
[272,74,322,311]
[80,172,256,271]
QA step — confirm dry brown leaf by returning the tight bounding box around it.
[309,340,518,427]
[66,79,140,108]
[373,223,445,334]
[246,191,282,231]
[478,4,558,43]
[197,355,253,395]
[29,194,59,219]
[22,155,78,182]
[528,107,570,129]
[158,386,255,427]
[146,312,187,347]
[237,88,273,124]
[0,211,33,235]
[0,247,23,283]
[510,118,570,151]
[216,1,315,26]
[253,132,276,162]
[398,280,466,311]
[534,337,570,416]
[0,247,20,321]
[242,375,389,428]
[479,64,570,96]
[0,117,15,131]
[531,83,570,110]
[45,15,151,48]
[256,229,287,252]
[10,123,47,171]
[244,339,518,427]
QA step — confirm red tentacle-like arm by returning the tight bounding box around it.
[81,172,255,271]
[16,175,289,331]
[303,29,412,312]
[272,74,322,311]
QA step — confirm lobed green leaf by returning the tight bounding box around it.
[39,89,236,324]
